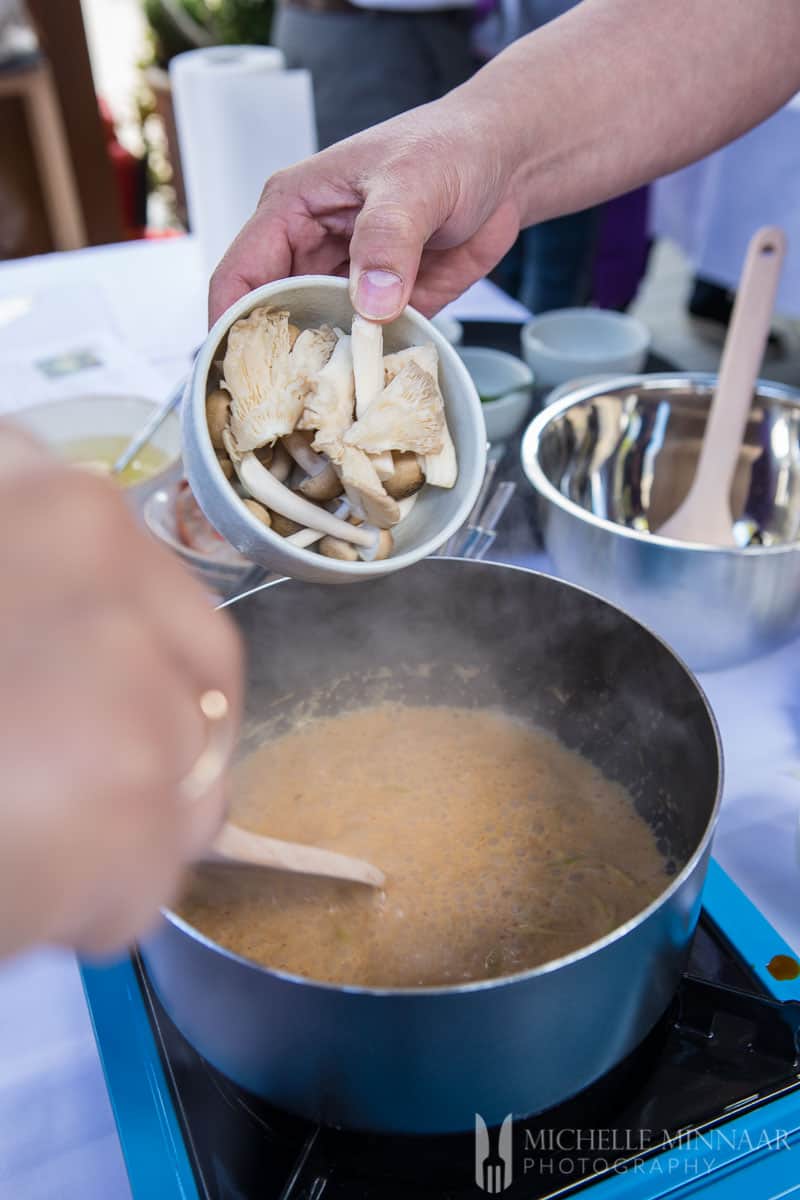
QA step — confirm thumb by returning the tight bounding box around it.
[349,196,427,322]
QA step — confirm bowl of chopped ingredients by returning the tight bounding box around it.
[182,276,487,583]
[144,481,267,600]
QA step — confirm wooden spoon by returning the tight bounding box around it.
[658,226,786,545]
[206,822,386,888]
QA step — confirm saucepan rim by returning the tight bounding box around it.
[522,371,800,557]
[159,560,723,997]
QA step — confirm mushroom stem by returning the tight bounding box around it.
[282,430,329,478]
[270,441,292,482]
[234,452,379,549]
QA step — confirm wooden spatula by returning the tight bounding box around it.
[658,226,786,545]
[206,822,386,888]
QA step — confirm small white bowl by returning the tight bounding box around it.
[10,393,181,506]
[458,347,534,443]
[521,308,651,389]
[182,276,487,585]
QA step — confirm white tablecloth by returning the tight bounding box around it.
[0,237,798,1200]
[653,94,800,316]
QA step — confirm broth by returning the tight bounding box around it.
[179,704,670,987]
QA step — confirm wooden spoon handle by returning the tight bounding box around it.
[206,821,386,888]
[690,226,786,507]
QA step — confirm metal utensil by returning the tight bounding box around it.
[460,481,517,560]
[659,226,786,545]
[110,377,187,477]
[436,450,496,556]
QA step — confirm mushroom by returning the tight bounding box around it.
[289,326,337,418]
[206,388,230,450]
[223,306,302,451]
[300,333,356,446]
[280,430,344,502]
[383,343,438,385]
[288,322,301,350]
[270,441,292,482]
[241,499,271,527]
[344,361,444,456]
[352,315,395,481]
[297,463,343,502]
[362,529,393,561]
[270,510,303,537]
[382,343,458,487]
[383,451,425,500]
[396,493,419,520]
[225,444,383,549]
[318,535,359,562]
[215,453,235,481]
[254,443,273,468]
[328,443,401,528]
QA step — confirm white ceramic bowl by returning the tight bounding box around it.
[521,308,651,388]
[143,485,267,601]
[458,347,534,443]
[9,393,181,505]
[183,276,487,584]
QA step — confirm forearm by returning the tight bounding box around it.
[453,0,800,225]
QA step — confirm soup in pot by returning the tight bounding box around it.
[179,704,670,987]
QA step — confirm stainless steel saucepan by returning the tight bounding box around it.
[141,559,721,1133]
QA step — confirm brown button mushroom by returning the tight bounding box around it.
[384,451,425,500]
[318,535,359,561]
[241,499,272,527]
[206,388,230,451]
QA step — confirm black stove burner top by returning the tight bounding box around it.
[135,916,800,1200]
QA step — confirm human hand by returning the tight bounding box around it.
[0,428,242,958]
[209,92,522,325]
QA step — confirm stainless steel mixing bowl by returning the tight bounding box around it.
[522,373,800,671]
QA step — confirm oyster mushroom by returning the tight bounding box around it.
[223,306,302,451]
[384,451,425,500]
[290,325,337,403]
[299,332,356,446]
[344,361,444,456]
[382,343,458,488]
[328,443,401,528]
[383,342,438,385]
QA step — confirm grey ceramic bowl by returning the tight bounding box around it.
[182,277,486,584]
[522,372,800,671]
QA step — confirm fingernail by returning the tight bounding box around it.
[355,270,404,320]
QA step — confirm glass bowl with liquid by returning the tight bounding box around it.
[9,393,181,506]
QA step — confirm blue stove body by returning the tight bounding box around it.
[81,860,800,1200]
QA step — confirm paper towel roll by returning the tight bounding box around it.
[170,46,317,280]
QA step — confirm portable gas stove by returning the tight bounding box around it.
[81,326,800,1198]
[81,860,800,1200]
